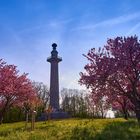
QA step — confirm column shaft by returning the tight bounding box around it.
[50,61,59,110]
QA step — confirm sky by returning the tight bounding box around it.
[0,0,140,90]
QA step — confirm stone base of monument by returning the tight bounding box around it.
[50,111,70,119]
[38,111,70,121]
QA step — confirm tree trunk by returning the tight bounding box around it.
[25,112,29,130]
[101,111,104,119]
[0,99,10,124]
[0,112,3,124]
[0,107,7,124]
[133,100,140,125]
[31,111,34,131]
[124,112,128,120]
[135,109,140,125]
[122,108,128,120]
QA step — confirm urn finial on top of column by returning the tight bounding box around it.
[52,43,57,50]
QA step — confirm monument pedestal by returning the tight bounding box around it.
[49,111,70,119]
[38,111,70,121]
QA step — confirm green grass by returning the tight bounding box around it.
[0,118,140,140]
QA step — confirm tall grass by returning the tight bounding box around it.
[0,118,140,140]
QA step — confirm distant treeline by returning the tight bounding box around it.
[3,85,135,123]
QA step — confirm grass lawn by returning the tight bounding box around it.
[0,118,140,140]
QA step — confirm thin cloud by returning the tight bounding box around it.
[127,22,140,35]
[19,18,73,34]
[74,12,140,31]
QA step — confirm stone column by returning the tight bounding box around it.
[47,43,62,111]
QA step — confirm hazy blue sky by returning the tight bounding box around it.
[0,0,140,89]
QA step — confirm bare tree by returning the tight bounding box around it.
[60,88,88,117]
[32,82,49,110]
